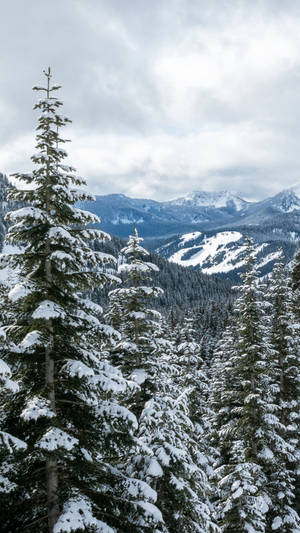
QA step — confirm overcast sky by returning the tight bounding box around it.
[2,0,300,201]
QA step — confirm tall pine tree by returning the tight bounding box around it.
[264,251,300,531]
[106,227,163,417]
[212,239,276,532]
[290,246,300,520]
[0,69,162,533]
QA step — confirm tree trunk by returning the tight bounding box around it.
[45,66,59,533]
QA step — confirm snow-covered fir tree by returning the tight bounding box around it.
[0,285,27,498]
[0,69,162,533]
[211,239,280,533]
[168,315,219,532]
[176,314,214,466]
[264,251,300,531]
[107,234,219,532]
[126,313,219,533]
[106,226,163,416]
[209,320,238,473]
[290,246,300,519]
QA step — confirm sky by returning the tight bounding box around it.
[2,0,300,201]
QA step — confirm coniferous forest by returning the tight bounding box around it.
[0,71,299,533]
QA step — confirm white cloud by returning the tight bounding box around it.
[2,0,300,201]
[154,10,300,125]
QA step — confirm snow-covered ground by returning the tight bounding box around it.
[179,231,202,246]
[169,231,282,275]
[170,231,243,273]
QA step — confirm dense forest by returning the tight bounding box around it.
[0,72,299,533]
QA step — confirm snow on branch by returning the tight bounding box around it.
[21,397,56,421]
[54,495,99,533]
[36,428,79,452]
[6,206,49,224]
[8,282,36,302]
[61,360,95,379]
[32,300,66,320]
[0,431,27,452]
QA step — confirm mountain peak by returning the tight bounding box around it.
[287,182,300,197]
[268,186,300,213]
[168,189,248,211]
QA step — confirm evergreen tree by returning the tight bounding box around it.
[0,69,162,533]
[264,252,300,531]
[290,246,300,519]
[291,246,300,311]
[211,239,276,532]
[106,227,163,416]
[130,317,219,533]
[107,234,218,532]
[0,315,27,497]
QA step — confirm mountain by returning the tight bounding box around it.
[77,185,300,278]
[1,170,299,279]
[77,189,252,238]
[0,172,233,307]
[77,185,300,235]
[157,228,298,279]
[168,190,248,211]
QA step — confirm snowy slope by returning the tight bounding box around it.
[74,184,300,277]
[160,229,296,277]
[170,231,244,273]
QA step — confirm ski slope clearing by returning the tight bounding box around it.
[169,231,282,275]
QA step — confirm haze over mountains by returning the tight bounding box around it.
[78,185,300,278]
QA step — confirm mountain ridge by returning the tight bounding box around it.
[1,170,299,279]
[77,184,300,233]
[77,185,300,278]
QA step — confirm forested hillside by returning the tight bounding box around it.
[93,235,233,312]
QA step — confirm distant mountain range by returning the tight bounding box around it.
[78,185,300,278]
[1,169,299,279]
[78,185,300,234]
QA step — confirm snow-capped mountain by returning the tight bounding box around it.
[76,185,300,277]
[76,189,249,238]
[78,185,300,235]
[259,188,300,213]
[168,190,248,211]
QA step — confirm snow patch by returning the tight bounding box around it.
[62,360,95,379]
[18,330,44,351]
[131,368,148,385]
[0,431,27,452]
[169,231,243,273]
[179,231,202,246]
[8,283,34,302]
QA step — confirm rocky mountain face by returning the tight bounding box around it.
[78,185,300,278]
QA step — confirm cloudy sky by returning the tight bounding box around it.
[2,0,300,201]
